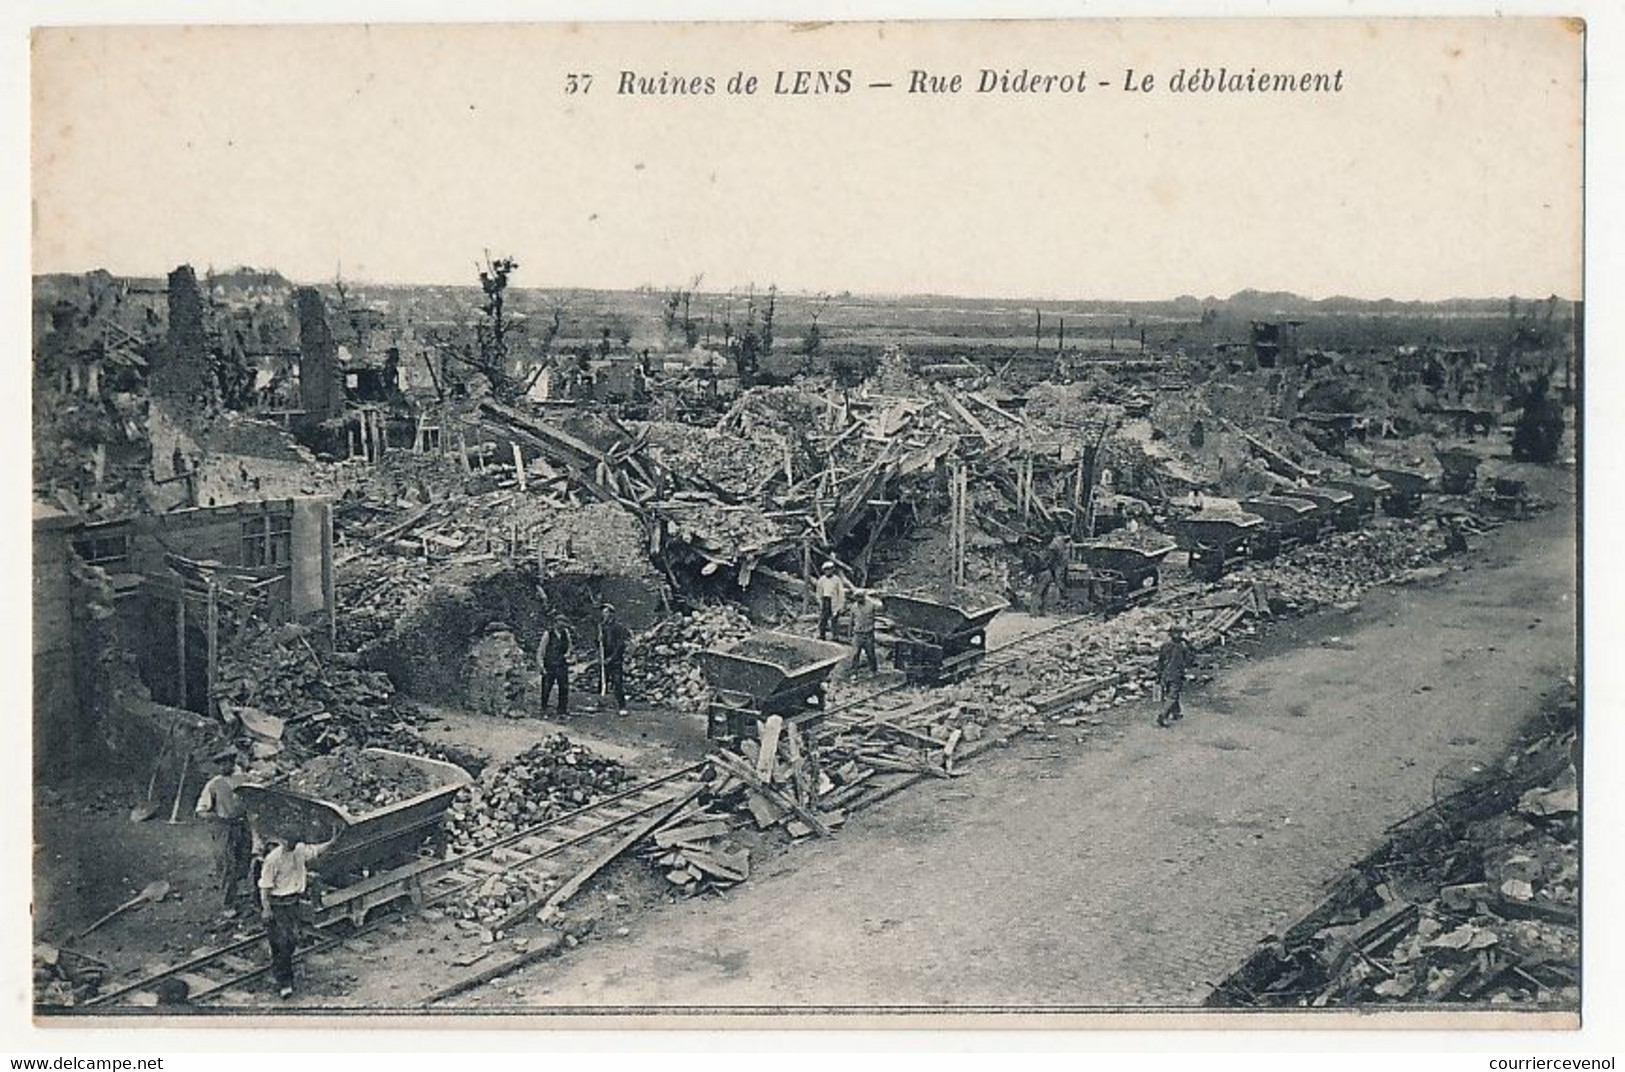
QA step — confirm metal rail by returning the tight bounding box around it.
[86,574,1211,1009]
[86,767,704,1008]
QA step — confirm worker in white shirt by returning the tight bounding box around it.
[258,824,340,999]
[815,561,850,641]
[194,751,252,911]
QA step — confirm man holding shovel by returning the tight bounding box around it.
[598,603,630,716]
[194,750,252,912]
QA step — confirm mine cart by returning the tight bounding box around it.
[1179,512,1265,582]
[1066,537,1176,611]
[879,593,1007,686]
[1320,474,1391,523]
[1239,496,1320,558]
[1280,485,1359,534]
[1371,467,1431,517]
[1487,475,1528,517]
[237,748,473,927]
[1435,448,1483,495]
[698,632,851,742]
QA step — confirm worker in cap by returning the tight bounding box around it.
[258,821,340,1000]
[1155,625,1195,728]
[1036,532,1070,614]
[537,615,573,717]
[598,603,631,716]
[815,560,851,641]
[848,588,883,675]
[195,750,252,912]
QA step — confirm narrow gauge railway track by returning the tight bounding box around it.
[85,767,704,1008]
[85,576,1210,1009]
[817,574,1208,737]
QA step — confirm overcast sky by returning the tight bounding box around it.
[30,19,1582,301]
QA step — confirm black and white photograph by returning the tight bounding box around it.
[19,16,1586,1028]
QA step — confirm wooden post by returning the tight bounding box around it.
[511,442,527,491]
[175,596,187,709]
[205,581,218,717]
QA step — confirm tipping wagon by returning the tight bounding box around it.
[1238,496,1320,558]
[237,748,473,927]
[1066,536,1176,610]
[1279,485,1360,534]
[1320,473,1392,523]
[1435,448,1483,495]
[1371,466,1432,517]
[698,632,851,742]
[879,593,1007,686]
[1177,512,1266,582]
[1486,475,1528,517]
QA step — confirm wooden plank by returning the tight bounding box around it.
[756,715,784,783]
[506,785,703,932]
[784,724,813,807]
[712,752,830,837]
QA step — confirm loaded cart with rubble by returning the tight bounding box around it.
[699,632,851,742]
[237,748,474,927]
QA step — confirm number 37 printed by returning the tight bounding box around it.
[564,73,593,94]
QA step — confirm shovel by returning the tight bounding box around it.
[130,724,177,823]
[166,749,191,826]
[77,880,170,940]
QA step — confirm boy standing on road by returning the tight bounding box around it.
[1156,626,1194,728]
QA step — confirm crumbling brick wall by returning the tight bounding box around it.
[151,265,211,405]
[296,287,340,419]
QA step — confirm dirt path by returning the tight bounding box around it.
[458,497,1575,1011]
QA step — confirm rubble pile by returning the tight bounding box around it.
[447,735,631,851]
[638,420,785,493]
[873,524,1012,605]
[658,500,797,562]
[573,603,756,712]
[535,502,651,576]
[1235,521,1446,608]
[214,623,421,756]
[1210,692,1578,1008]
[467,626,532,718]
[642,802,752,894]
[1023,384,1121,431]
[716,385,833,438]
[283,749,434,812]
[444,868,560,934]
[33,944,110,1009]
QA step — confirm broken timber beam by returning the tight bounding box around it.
[711,752,830,837]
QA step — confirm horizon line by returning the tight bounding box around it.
[31,267,1582,308]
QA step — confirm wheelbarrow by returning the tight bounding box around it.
[1178,512,1265,581]
[698,632,851,741]
[1321,473,1392,523]
[879,593,1007,685]
[237,748,472,927]
[1067,536,1176,610]
[1372,466,1432,517]
[1238,496,1319,558]
[1436,447,1483,495]
[1280,485,1360,533]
